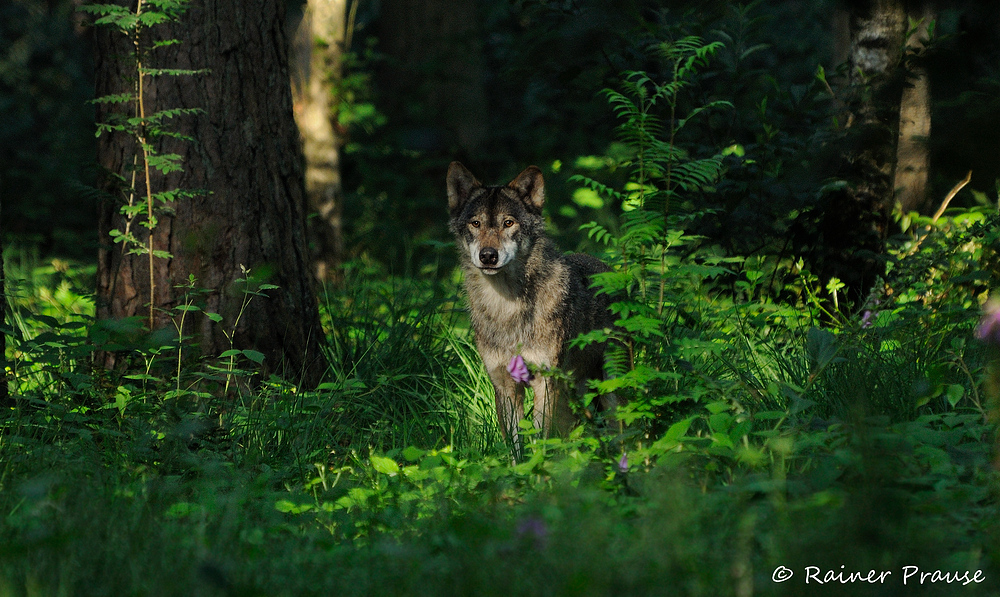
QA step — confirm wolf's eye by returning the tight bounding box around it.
[470,220,480,228]
[503,219,515,228]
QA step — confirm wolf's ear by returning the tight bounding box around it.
[508,166,544,212]
[447,162,480,212]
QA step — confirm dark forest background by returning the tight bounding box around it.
[5,0,1000,272]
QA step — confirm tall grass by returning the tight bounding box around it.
[317,271,497,452]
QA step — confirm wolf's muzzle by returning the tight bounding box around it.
[479,247,499,267]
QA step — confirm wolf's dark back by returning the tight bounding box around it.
[560,252,615,334]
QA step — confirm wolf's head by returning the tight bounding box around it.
[446,162,547,275]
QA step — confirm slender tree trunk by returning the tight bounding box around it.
[94,0,327,387]
[848,0,906,217]
[822,0,906,301]
[1,194,7,408]
[289,0,348,283]
[894,2,934,214]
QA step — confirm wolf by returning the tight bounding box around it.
[446,162,619,456]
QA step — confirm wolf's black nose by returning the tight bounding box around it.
[479,247,499,266]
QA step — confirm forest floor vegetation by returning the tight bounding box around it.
[1,240,998,596]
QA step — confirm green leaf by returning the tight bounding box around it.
[572,187,604,209]
[91,92,136,105]
[275,500,312,514]
[152,39,183,49]
[138,12,171,26]
[650,415,697,453]
[165,502,200,518]
[124,373,161,382]
[402,446,426,462]
[806,327,840,369]
[142,68,209,77]
[370,455,399,475]
[77,3,131,16]
[242,349,266,364]
[945,384,965,408]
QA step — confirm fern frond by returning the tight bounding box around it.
[569,175,625,202]
[669,158,724,191]
[676,100,734,131]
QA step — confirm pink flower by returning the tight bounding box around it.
[617,452,629,473]
[507,354,533,383]
[861,310,874,328]
[977,300,1000,346]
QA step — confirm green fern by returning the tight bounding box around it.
[573,36,734,426]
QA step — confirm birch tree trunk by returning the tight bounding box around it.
[894,2,934,214]
[93,0,327,387]
[289,0,347,282]
[848,0,907,218]
[820,0,907,301]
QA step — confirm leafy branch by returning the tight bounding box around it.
[80,0,207,330]
[571,37,734,422]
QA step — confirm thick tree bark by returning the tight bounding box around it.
[289,0,347,283]
[94,0,327,387]
[894,2,934,214]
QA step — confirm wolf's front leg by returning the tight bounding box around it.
[530,375,575,439]
[489,367,525,459]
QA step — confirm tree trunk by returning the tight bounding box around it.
[289,0,347,283]
[894,2,934,214]
[821,0,906,301]
[1,195,7,408]
[848,0,906,216]
[93,0,327,387]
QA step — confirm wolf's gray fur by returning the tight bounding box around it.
[446,162,618,456]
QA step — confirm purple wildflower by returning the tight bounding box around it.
[515,516,548,549]
[507,354,533,383]
[977,300,1000,346]
[861,310,874,328]
[617,452,629,473]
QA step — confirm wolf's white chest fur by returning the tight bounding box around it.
[463,259,569,369]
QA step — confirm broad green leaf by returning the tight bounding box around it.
[242,349,266,364]
[370,455,399,475]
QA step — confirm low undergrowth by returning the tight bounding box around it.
[1,239,999,596]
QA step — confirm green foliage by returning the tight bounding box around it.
[557,35,997,573]
[569,38,740,429]
[890,203,998,311]
[312,264,496,453]
[4,3,1000,594]
[3,238,999,594]
[335,38,387,135]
